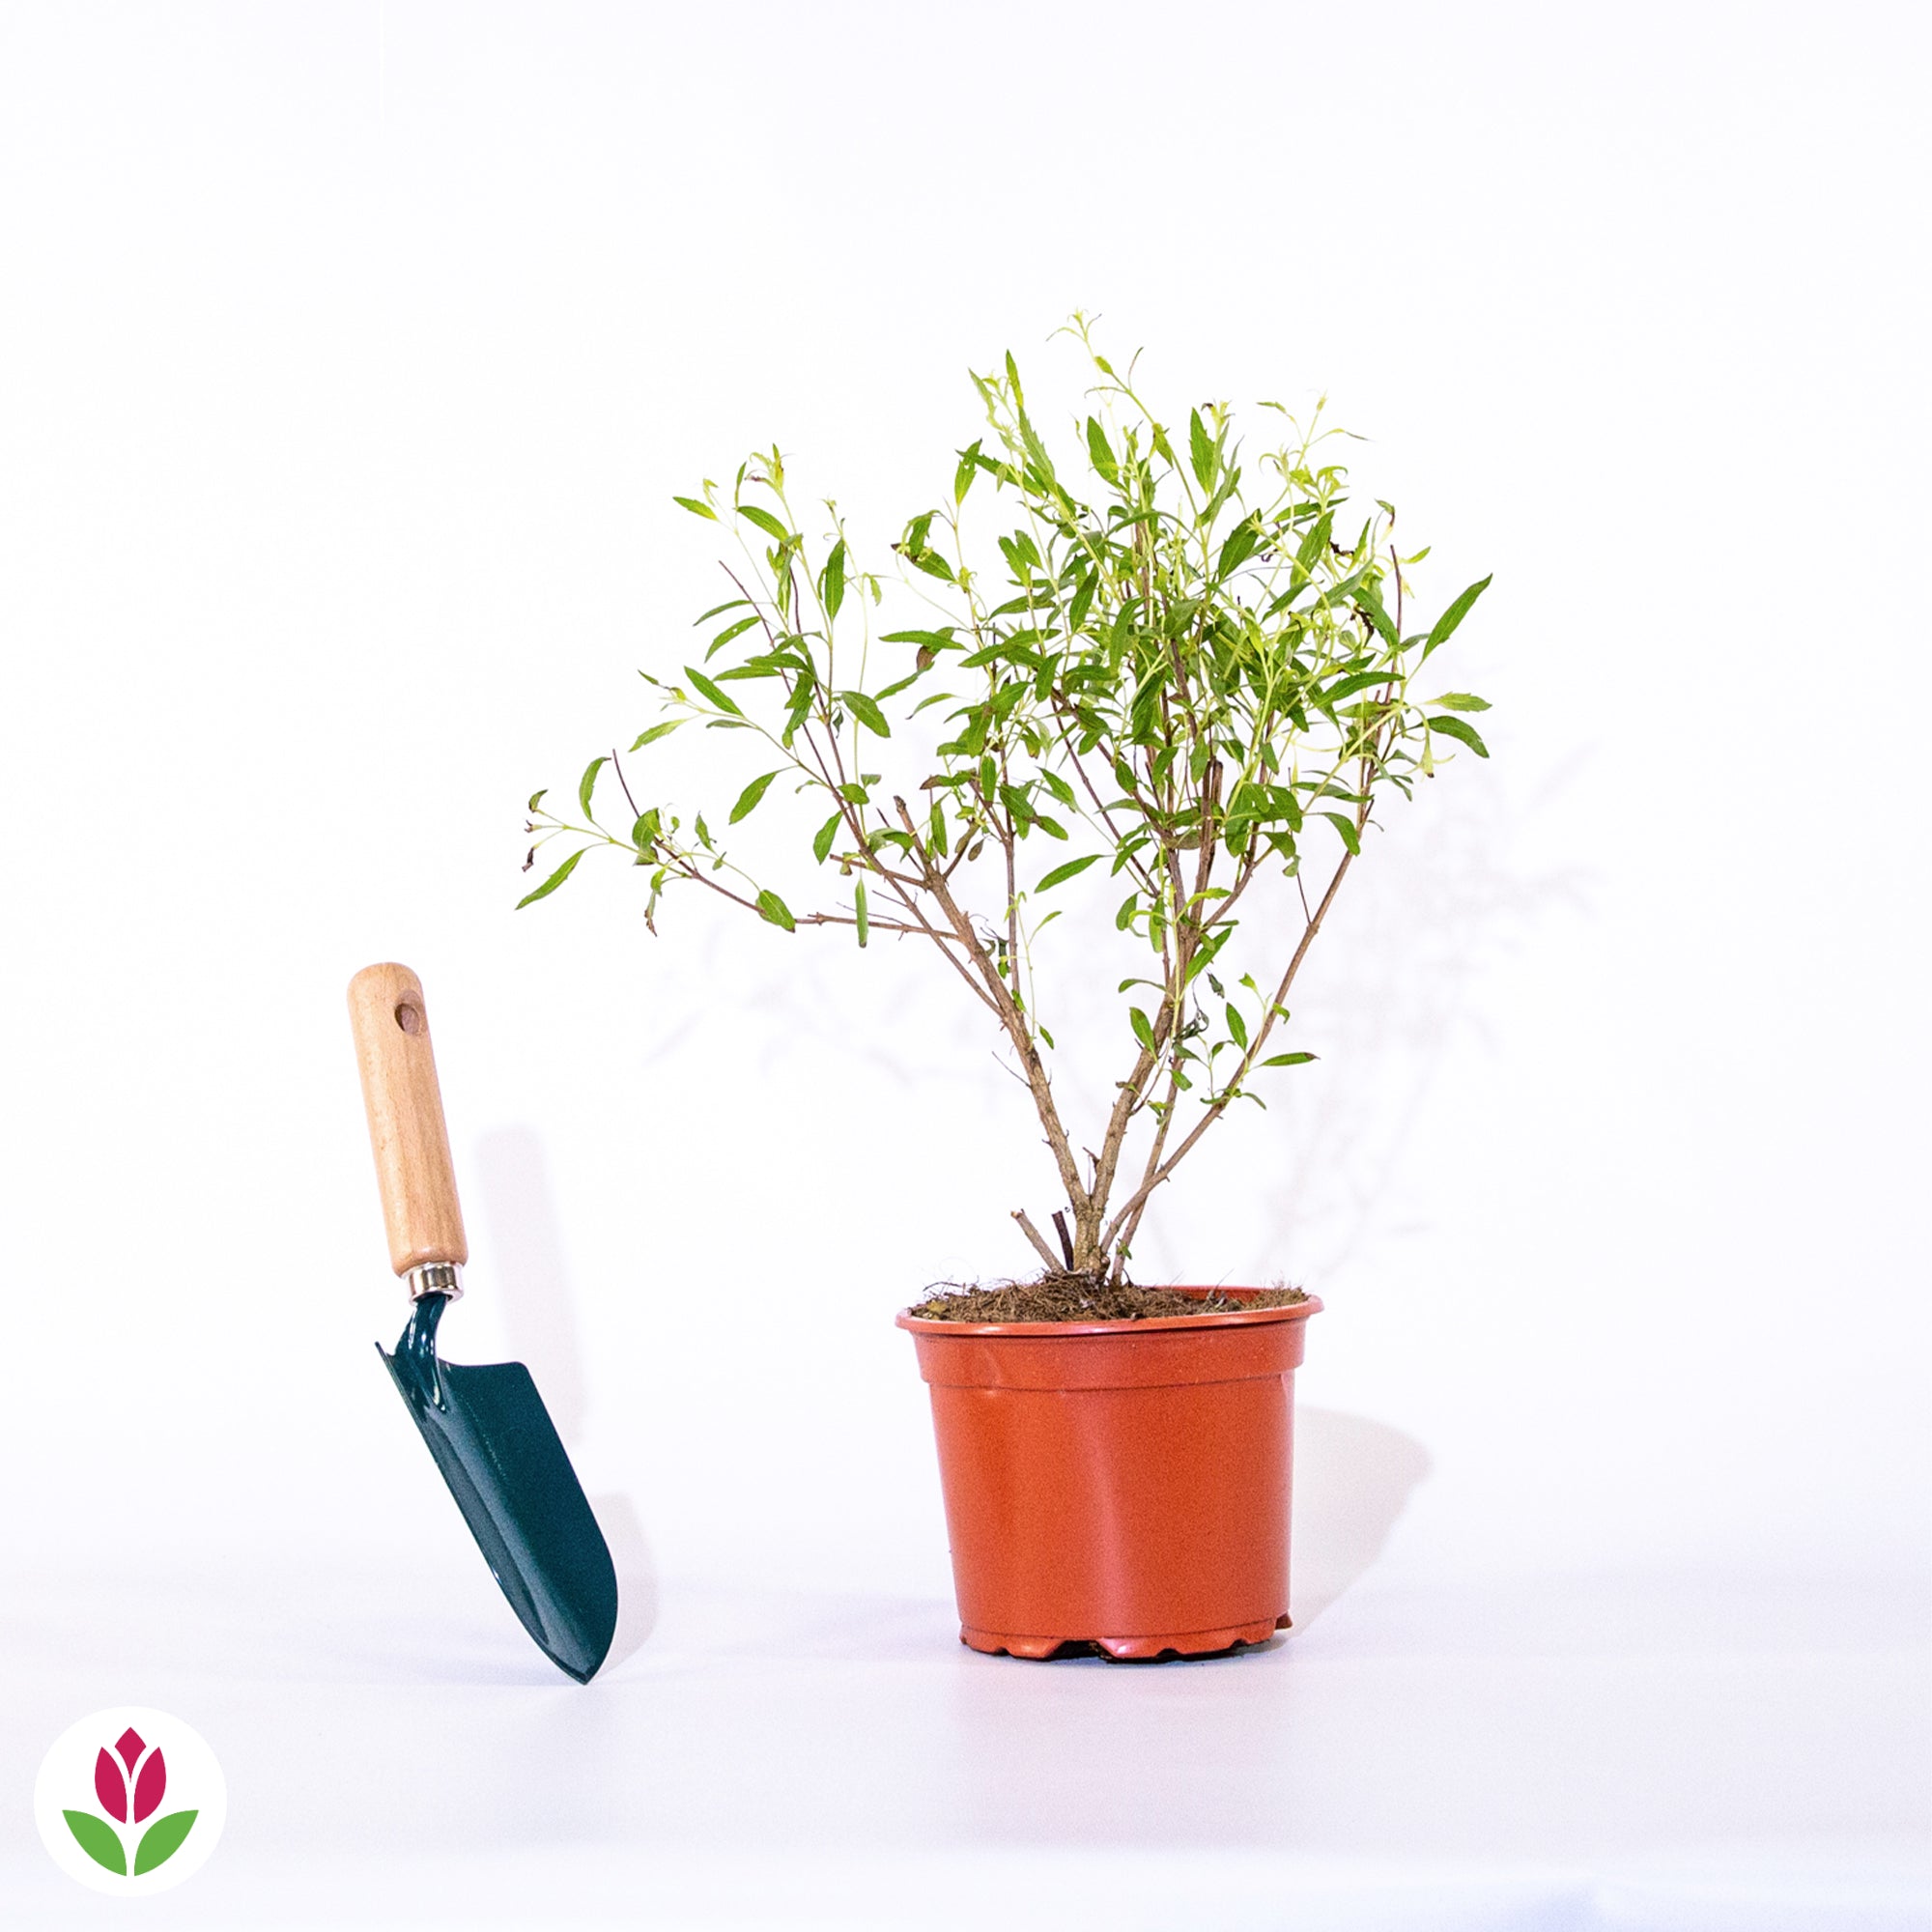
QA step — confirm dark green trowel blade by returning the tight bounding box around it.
[380,1293,616,1683]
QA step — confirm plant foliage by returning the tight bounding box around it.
[523,319,1492,1276]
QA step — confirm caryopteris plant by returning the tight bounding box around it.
[523,320,1491,1283]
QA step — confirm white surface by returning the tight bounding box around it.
[1,2,1927,1923]
[1,1561,1925,1928]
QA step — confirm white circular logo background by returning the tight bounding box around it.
[35,1707,226,1895]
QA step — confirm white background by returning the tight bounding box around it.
[1,4,1926,1927]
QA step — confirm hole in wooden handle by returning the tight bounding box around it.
[394,1002,424,1036]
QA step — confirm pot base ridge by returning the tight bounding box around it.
[961,1611,1291,1662]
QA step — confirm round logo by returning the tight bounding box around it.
[35,1707,226,1894]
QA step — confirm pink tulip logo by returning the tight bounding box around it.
[62,1725,198,1877]
[37,1705,224,1893]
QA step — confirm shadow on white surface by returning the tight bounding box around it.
[474,1125,591,1437]
[1257,770,1592,1283]
[1293,1406,1433,1628]
[4,1566,1923,1930]
[475,1125,661,1672]
[591,1491,661,1671]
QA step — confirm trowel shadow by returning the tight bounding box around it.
[474,1126,660,1670]
[589,1490,660,1674]
[1291,1406,1432,1628]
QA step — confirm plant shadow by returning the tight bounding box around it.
[1290,1405,1433,1627]
[1253,756,1594,1280]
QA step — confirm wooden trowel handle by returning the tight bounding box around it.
[348,963,469,1278]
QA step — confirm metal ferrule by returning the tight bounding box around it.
[404,1261,465,1302]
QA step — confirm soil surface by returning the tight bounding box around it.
[906,1273,1308,1323]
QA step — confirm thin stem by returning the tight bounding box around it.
[1011,1210,1062,1271]
[1101,838,1358,1253]
[611,749,641,822]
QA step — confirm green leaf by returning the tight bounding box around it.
[629,720,682,751]
[1319,563,1372,609]
[737,503,789,543]
[953,440,981,505]
[1016,414,1055,489]
[1321,810,1363,856]
[63,1811,126,1875]
[1086,416,1119,482]
[673,495,717,521]
[1037,853,1101,892]
[683,666,744,716]
[1184,925,1235,984]
[134,1810,198,1876]
[1225,1003,1248,1050]
[692,597,749,625]
[1202,462,1241,526]
[516,848,585,908]
[820,540,846,618]
[578,756,607,819]
[1215,520,1260,580]
[755,889,796,932]
[1262,1050,1317,1067]
[630,809,660,851]
[1427,692,1492,712]
[705,613,761,660]
[1425,574,1492,653]
[1115,893,1138,932]
[812,810,842,864]
[1427,715,1491,757]
[1188,409,1215,491]
[526,788,547,812]
[1130,1007,1157,1052]
[1355,582,1400,646]
[1067,570,1096,633]
[840,690,890,737]
[871,669,923,703]
[854,877,869,948]
[1322,670,1387,706]
[728,769,782,824]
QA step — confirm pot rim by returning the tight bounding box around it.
[895,1286,1321,1339]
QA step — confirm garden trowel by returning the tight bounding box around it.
[348,962,616,1683]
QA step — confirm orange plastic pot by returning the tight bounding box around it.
[897,1288,1321,1659]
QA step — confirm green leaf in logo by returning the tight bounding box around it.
[63,1810,126,1875]
[133,1810,197,1875]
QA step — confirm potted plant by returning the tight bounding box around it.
[521,318,1491,1659]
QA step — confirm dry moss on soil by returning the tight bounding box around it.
[907,1273,1308,1323]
